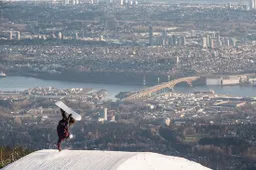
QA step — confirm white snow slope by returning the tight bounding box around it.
[2,149,211,170]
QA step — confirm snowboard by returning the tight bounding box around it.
[55,101,82,121]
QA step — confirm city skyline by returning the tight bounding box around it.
[0,1,256,170]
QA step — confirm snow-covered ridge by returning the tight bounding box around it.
[2,149,211,170]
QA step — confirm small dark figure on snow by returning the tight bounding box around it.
[57,108,75,151]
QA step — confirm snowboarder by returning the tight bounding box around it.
[57,108,75,151]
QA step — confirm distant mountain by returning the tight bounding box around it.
[2,149,211,170]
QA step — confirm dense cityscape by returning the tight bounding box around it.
[0,0,256,169]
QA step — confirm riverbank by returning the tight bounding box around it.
[8,69,190,86]
[7,68,256,86]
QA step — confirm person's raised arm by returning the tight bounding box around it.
[66,114,73,127]
[60,108,68,119]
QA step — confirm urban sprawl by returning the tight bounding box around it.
[0,1,256,170]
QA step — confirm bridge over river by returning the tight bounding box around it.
[123,76,200,101]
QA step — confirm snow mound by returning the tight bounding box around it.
[2,149,211,170]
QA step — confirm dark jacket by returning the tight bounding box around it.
[57,109,72,138]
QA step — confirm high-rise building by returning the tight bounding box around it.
[209,38,214,49]
[209,32,215,38]
[168,37,173,46]
[202,36,207,48]
[64,0,69,5]
[75,33,78,40]
[191,30,195,37]
[172,35,176,46]
[249,0,252,9]
[215,33,223,47]
[230,38,236,47]
[99,35,104,41]
[58,32,62,39]
[104,108,108,121]
[206,34,210,47]
[176,37,182,46]
[42,35,47,40]
[176,56,180,65]
[51,0,56,6]
[250,0,256,9]
[16,31,20,40]
[155,37,162,46]
[181,36,186,46]
[9,31,12,40]
[228,3,232,9]
[162,30,167,47]
[149,25,153,45]
[216,33,221,46]
[226,38,230,47]
[162,38,166,47]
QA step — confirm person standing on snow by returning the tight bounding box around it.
[57,108,75,151]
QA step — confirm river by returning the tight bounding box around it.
[0,76,256,99]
